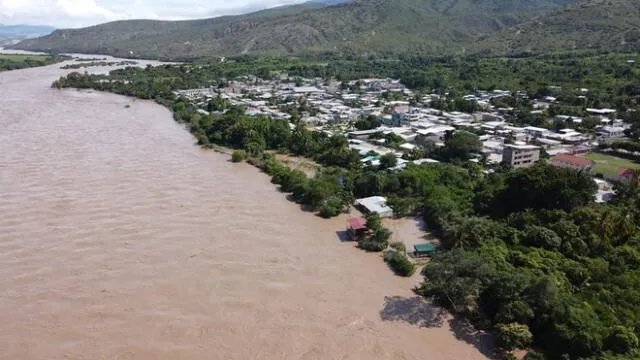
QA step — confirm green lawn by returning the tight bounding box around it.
[585,153,640,176]
[0,54,51,61]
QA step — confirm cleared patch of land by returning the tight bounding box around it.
[585,152,640,176]
[0,54,51,61]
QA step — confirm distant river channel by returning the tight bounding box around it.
[0,52,491,360]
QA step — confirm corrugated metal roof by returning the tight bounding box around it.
[347,217,367,231]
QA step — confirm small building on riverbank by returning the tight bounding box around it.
[355,196,394,218]
[347,217,368,241]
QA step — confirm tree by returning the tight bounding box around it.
[491,164,597,215]
[370,227,392,244]
[523,226,562,250]
[496,301,535,325]
[379,153,398,170]
[354,115,382,130]
[440,131,482,161]
[606,326,640,354]
[359,227,391,252]
[318,196,345,218]
[496,323,533,350]
[365,213,383,232]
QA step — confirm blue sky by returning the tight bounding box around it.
[0,0,309,28]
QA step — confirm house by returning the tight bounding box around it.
[550,154,596,172]
[502,144,541,168]
[386,105,409,127]
[593,179,615,203]
[596,126,626,138]
[399,143,417,152]
[587,108,616,117]
[412,158,440,165]
[523,126,550,138]
[293,86,321,94]
[347,217,368,241]
[594,178,613,191]
[613,167,637,183]
[348,129,382,140]
[415,126,455,144]
[355,196,394,218]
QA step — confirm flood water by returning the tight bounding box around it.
[0,58,491,359]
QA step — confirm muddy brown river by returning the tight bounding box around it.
[0,58,491,359]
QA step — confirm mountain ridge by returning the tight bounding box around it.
[11,0,585,59]
[473,0,640,55]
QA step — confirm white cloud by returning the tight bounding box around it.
[0,0,307,28]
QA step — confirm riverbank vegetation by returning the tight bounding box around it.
[61,60,138,69]
[0,53,68,71]
[50,54,640,360]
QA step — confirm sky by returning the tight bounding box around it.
[0,0,309,28]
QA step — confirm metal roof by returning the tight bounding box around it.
[347,217,368,231]
[414,243,436,253]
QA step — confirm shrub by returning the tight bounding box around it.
[318,196,344,218]
[524,350,546,360]
[390,241,406,253]
[496,323,533,350]
[231,149,247,163]
[365,213,383,232]
[359,228,392,252]
[359,240,387,252]
[383,250,416,277]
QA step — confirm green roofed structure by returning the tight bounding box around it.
[413,243,436,258]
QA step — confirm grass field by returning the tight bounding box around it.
[585,153,640,176]
[0,54,51,61]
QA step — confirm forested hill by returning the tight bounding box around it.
[12,0,576,60]
[473,0,640,55]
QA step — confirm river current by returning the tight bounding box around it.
[0,56,490,359]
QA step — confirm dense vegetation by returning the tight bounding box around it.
[50,54,640,359]
[13,0,577,59]
[474,0,640,56]
[419,165,640,360]
[0,54,67,72]
[384,249,416,277]
[61,60,137,69]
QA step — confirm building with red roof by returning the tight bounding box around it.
[615,167,636,183]
[550,154,596,172]
[347,217,368,241]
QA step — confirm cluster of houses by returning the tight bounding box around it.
[175,75,637,203]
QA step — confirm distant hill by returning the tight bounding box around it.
[312,0,350,4]
[12,0,577,59]
[0,24,55,38]
[473,0,640,55]
[0,24,55,48]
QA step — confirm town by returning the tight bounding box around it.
[175,73,636,206]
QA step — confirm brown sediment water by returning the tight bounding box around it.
[0,58,492,360]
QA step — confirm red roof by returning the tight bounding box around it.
[617,167,634,177]
[551,154,595,168]
[347,217,368,231]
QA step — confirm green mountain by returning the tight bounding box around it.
[473,0,640,55]
[12,0,576,59]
